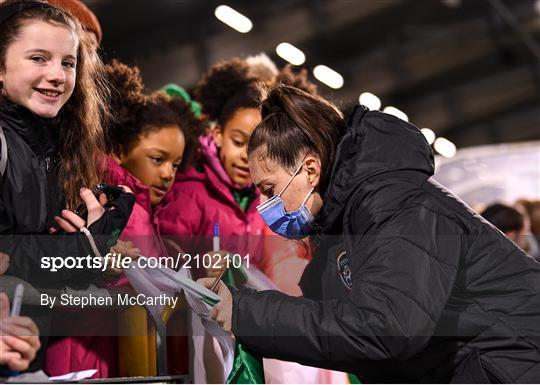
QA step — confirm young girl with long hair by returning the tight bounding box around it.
[0,0,133,285]
[0,0,134,370]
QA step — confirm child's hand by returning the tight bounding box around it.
[203,250,230,278]
[106,240,141,276]
[53,185,133,233]
[0,293,40,372]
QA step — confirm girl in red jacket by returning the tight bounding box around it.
[45,60,203,378]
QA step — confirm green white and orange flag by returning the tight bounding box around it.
[223,267,265,384]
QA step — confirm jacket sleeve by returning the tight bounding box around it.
[5,233,104,289]
[232,206,462,373]
[158,188,211,259]
[159,189,204,237]
[3,192,135,289]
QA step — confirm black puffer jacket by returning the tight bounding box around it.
[233,106,540,383]
[0,101,133,290]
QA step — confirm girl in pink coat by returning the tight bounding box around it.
[157,58,266,274]
[157,59,347,384]
[45,60,203,378]
[154,57,265,385]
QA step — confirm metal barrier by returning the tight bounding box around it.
[0,276,188,382]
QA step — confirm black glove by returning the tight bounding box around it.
[88,190,135,256]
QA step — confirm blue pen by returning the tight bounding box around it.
[211,224,226,292]
[213,223,220,252]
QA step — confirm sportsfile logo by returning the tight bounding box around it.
[40,253,251,272]
[40,253,174,272]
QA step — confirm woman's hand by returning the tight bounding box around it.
[197,278,234,337]
[53,185,133,233]
[0,252,9,275]
[0,293,40,372]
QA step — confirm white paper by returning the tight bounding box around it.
[49,369,98,382]
[179,267,234,383]
[157,264,221,307]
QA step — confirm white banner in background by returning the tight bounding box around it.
[434,141,540,208]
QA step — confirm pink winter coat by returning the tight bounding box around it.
[156,135,265,270]
[45,157,167,378]
[103,156,167,287]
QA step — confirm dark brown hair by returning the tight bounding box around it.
[276,64,318,96]
[0,1,110,208]
[481,203,524,233]
[194,58,264,127]
[248,85,345,193]
[105,60,204,171]
[516,199,540,237]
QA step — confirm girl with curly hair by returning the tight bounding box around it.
[157,56,339,383]
[153,58,265,383]
[45,59,203,378]
[157,58,266,275]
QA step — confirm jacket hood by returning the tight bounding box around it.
[199,134,253,190]
[173,135,224,184]
[319,106,434,232]
[104,156,153,213]
[174,134,255,191]
[0,99,58,158]
[170,135,257,215]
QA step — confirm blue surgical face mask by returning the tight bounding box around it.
[256,161,315,239]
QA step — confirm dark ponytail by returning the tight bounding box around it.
[275,64,318,96]
[248,85,344,193]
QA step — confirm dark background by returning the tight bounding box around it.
[86,0,540,150]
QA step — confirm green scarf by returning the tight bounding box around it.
[226,343,265,384]
[223,266,265,384]
[231,187,255,212]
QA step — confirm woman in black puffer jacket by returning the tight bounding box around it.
[200,85,540,383]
